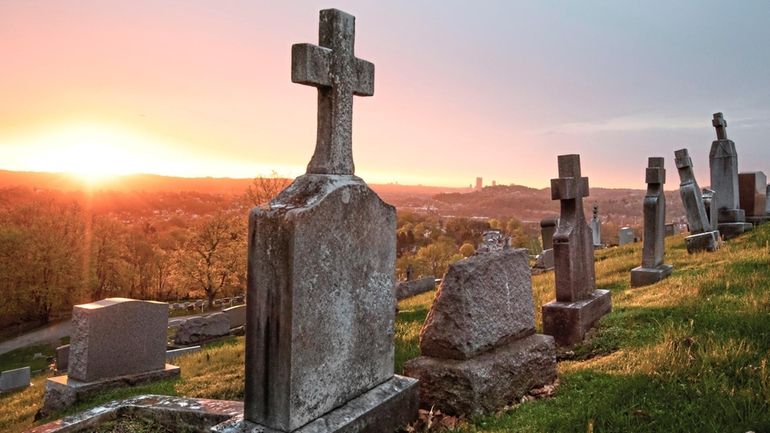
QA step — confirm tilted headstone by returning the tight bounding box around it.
[0,366,31,392]
[173,312,230,345]
[674,149,720,253]
[618,227,635,246]
[631,157,673,287]
[541,154,611,346]
[404,249,556,415]
[739,171,769,224]
[590,205,602,247]
[222,304,247,329]
[55,345,70,373]
[709,112,752,238]
[242,9,417,433]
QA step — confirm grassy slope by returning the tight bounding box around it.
[3,227,770,433]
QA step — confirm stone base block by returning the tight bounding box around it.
[533,249,554,271]
[212,375,418,433]
[40,364,180,417]
[542,289,611,346]
[403,334,556,416]
[630,264,673,287]
[718,208,745,223]
[717,222,753,240]
[746,215,770,226]
[685,231,720,253]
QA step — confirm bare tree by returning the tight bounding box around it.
[244,171,290,207]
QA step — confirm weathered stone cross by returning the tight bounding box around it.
[291,8,375,175]
[551,154,589,206]
[712,112,728,140]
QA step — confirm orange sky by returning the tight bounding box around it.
[2,1,769,188]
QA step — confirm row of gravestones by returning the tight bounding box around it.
[29,8,768,433]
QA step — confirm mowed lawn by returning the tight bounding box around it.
[3,225,770,432]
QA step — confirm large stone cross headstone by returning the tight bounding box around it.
[709,112,752,238]
[674,149,720,253]
[631,157,673,286]
[542,154,611,346]
[292,9,374,175]
[243,9,417,433]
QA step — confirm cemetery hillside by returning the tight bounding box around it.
[2,222,769,432]
[2,3,770,433]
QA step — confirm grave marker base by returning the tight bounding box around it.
[630,264,673,287]
[403,333,556,416]
[215,375,418,433]
[717,222,752,240]
[41,364,180,417]
[745,215,770,226]
[542,290,611,346]
[685,231,720,253]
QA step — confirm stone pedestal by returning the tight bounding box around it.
[631,264,673,287]
[404,334,555,416]
[685,230,720,253]
[542,289,611,346]
[41,365,180,417]
[717,221,753,240]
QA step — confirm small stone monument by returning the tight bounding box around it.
[240,9,417,433]
[541,154,611,346]
[41,298,179,416]
[630,157,673,287]
[739,171,769,225]
[618,227,635,245]
[590,205,603,248]
[476,229,510,253]
[0,366,31,392]
[403,249,556,415]
[534,217,557,271]
[701,188,719,228]
[675,149,720,253]
[664,223,676,237]
[709,112,753,238]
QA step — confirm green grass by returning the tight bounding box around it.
[3,226,770,432]
[0,343,58,373]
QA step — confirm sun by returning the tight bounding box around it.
[63,142,124,184]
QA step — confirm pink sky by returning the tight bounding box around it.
[1,1,769,188]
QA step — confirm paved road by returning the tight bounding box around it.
[0,312,208,356]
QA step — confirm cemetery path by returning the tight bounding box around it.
[0,312,207,356]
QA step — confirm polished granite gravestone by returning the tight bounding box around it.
[739,171,770,225]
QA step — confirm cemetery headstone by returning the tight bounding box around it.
[41,298,179,416]
[631,157,673,286]
[590,205,603,248]
[664,223,676,237]
[404,249,556,415]
[476,229,510,253]
[739,171,769,225]
[534,217,558,272]
[702,188,718,228]
[709,112,752,238]
[396,276,436,300]
[0,366,31,393]
[674,149,720,253]
[541,154,611,346]
[618,227,635,245]
[767,185,770,216]
[173,312,231,345]
[55,344,69,373]
[222,305,247,329]
[241,9,417,432]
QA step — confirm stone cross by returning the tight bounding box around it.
[641,157,666,268]
[712,112,727,140]
[292,8,375,175]
[550,154,594,302]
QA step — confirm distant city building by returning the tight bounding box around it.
[475,177,483,191]
[491,180,497,186]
